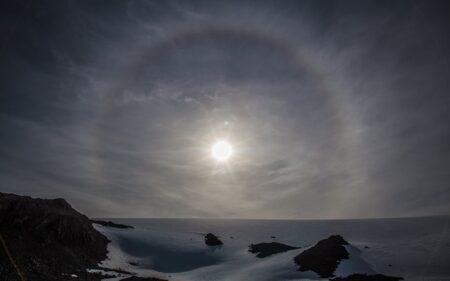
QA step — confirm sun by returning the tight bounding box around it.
[211,140,233,162]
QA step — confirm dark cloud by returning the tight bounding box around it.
[1,0,449,218]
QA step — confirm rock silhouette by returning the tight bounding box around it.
[91,219,134,229]
[294,235,349,278]
[0,192,109,281]
[330,273,403,281]
[205,233,223,246]
[249,242,299,258]
[121,277,167,281]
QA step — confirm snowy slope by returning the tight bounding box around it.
[92,216,450,281]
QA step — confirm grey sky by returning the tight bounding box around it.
[1,0,449,218]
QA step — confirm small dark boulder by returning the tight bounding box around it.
[330,273,403,281]
[294,235,349,278]
[91,219,134,229]
[364,246,370,249]
[205,233,223,246]
[249,242,300,258]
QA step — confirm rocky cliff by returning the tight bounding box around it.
[0,192,109,281]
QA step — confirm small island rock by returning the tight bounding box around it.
[249,242,299,258]
[205,233,223,246]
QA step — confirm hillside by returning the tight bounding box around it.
[0,192,108,281]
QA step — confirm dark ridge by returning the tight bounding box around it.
[91,219,134,229]
[248,242,300,258]
[204,233,223,246]
[0,192,109,281]
[330,273,403,281]
[294,235,349,278]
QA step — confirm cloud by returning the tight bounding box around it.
[1,0,449,218]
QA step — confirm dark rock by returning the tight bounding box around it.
[388,264,392,267]
[120,277,167,281]
[249,242,300,258]
[294,235,349,278]
[364,246,370,249]
[205,233,223,246]
[0,193,109,281]
[97,266,132,275]
[270,236,276,239]
[91,219,134,229]
[330,273,403,281]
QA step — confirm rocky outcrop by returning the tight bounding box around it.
[204,233,223,246]
[330,273,403,281]
[294,235,349,278]
[91,219,134,229]
[0,192,109,281]
[248,242,299,258]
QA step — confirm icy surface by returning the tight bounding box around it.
[93,216,450,281]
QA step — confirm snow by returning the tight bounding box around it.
[92,216,450,281]
[334,245,375,277]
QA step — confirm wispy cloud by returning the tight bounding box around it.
[1,0,449,218]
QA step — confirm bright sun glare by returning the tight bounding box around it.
[211,140,233,162]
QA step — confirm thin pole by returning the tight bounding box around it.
[0,231,26,281]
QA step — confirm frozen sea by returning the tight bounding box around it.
[92,216,450,281]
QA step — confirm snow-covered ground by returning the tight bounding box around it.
[92,216,450,281]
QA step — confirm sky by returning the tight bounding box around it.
[1,0,449,219]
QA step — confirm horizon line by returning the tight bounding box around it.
[92,214,449,221]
